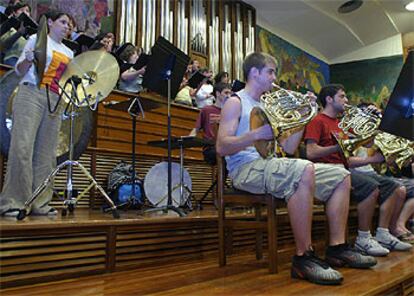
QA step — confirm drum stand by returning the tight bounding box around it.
[16,75,119,220]
[177,137,192,209]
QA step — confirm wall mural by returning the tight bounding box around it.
[0,0,114,37]
[330,55,404,109]
[256,26,329,94]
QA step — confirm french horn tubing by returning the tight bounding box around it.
[250,84,318,158]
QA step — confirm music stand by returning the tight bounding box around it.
[104,95,161,208]
[142,37,190,216]
[379,50,414,140]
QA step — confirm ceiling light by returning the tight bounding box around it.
[406,1,414,11]
[338,0,363,14]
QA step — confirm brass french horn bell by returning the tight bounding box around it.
[59,50,120,107]
[250,84,318,158]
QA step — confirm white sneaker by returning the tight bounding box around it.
[355,235,390,256]
[376,231,413,251]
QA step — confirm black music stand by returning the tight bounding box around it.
[104,96,161,208]
[142,37,190,216]
[379,50,414,140]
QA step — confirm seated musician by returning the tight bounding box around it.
[116,43,146,93]
[89,31,114,53]
[194,68,215,108]
[216,52,375,286]
[0,2,31,66]
[352,103,414,244]
[304,84,412,255]
[174,64,196,107]
[189,82,231,165]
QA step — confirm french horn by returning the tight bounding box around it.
[335,104,414,169]
[334,104,381,159]
[250,84,318,158]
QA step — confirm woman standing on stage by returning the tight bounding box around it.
[0,10,74,216]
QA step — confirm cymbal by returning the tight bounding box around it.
[34,15,47,88]
[59,50,120,107]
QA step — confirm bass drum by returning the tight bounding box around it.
[0,69,93,164]
[144,162,192,207]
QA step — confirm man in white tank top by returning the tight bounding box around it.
[216,52,376,285]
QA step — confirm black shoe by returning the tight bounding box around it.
[291,250,343,285]
[325,243,377,269]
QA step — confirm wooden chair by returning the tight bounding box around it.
[217,156,283,274]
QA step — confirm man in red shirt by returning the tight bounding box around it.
[190,82,232,165]
[304,84,411,255]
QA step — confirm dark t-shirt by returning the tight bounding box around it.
[195,104,221,141]
[304,113,345,164]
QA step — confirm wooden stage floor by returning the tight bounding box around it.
[1,209,413,295]
[1,247,413,295]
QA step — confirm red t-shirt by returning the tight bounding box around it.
[195,105,221,141]
[304,113,344,164]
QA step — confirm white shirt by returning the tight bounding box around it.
[195,83,214,108]
[16,35,73,90]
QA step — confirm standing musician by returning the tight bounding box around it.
[216,52,375,286]
[304,84,412,254]
[0,10,74,217]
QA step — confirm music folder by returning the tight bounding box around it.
[0,11,8,24]
[62,38,80,53]
[74,34,95,48]
[0,16,20,37]
[133,53,150,70]
[232,79,246,92]
[17,13,37,29]
[187,71,206,89]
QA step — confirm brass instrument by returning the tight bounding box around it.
[336,104,414,170]
[334,104,381,159]
[250,84,318,158]
[374,132,414,170]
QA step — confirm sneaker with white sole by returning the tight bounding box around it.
[376,231,413,251]
[355,235,390,256]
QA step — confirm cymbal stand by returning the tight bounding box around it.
[145,57,186,217]
[17,75,119,220]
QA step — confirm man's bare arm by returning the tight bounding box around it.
[306,140,341,160]
[216,97,273,156]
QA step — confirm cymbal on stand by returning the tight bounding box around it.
[59,50,120,107]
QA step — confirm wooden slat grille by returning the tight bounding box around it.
[0,232,106,286]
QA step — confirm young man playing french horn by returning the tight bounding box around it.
[304,84,412,256]
[216,52,376,286]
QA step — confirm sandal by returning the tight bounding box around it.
[397,232,414,244]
